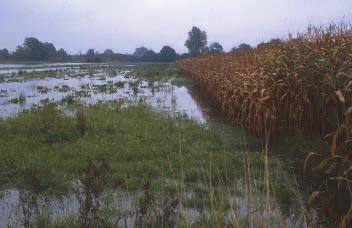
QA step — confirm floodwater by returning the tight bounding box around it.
[0,63,205,122]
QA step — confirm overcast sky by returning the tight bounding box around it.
[1,0,351,54]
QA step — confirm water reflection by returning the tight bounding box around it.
[0,65,206,122]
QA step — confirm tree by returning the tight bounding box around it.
[103,49,114,61]
[269,38,282,44]
[231,43,251,53]
[201,46,210,55]
[133,47,149,58]
[13,46,27,60]
[23,37,46,61]
[86,49,96,62]
[0,49,10,60]
[257,39,282,49]
[209,42,224,54]
[185,26,207,57]
[43,42,56,59]
[11,37,59,61]
[179,53,189,59]
[57,48,69,61]
[159,46,176,62]
[141,50,158,62]
[103,49,114,56]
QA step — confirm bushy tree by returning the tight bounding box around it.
[86,49,96,62]
[179,53,190,59]
[239,43,251,50]
[12,37,60,61]
[0,49,10,60]
[103,49,114,61]
[201,46,210,55]
[159,46,176,62]
[43,42,57,59]
[209,42,224,54]
[133,47,149,58]
[231,43,251,53]
[23,37,46,61]
[141,50,159,62]
[57,48,69,61]
[104,49,114,56]
[185,26,207,57]
[13,46,27,60]
[269,38,282,44]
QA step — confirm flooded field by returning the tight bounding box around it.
[0,63,204,121]
[0,63,307,227]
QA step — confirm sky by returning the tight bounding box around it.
[0,0,351,54]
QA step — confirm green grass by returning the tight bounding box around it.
[171,77,193,87]
[0,102,296,200]
[127,63,182,82]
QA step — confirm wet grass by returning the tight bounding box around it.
[171,77,193,87]
[128,64,182,82]
[0,104,303,225]
[10,94,26,104]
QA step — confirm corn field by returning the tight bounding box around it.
[177,24,352,226]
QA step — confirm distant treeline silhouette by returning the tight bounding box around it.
[0,27,281,62]
[0,37,179,63]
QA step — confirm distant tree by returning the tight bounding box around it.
[231,43,251,53]
[103,49,114,61]
[43,42,57,59]
[11,37,59,61]
[239,43,251,50]
[104,49,114,56]
[209,42,224,54]
[185,26,207,57]
[141,50,158,62]
[269,38,282,44]
[178,53,190,59]
[86,49,96,62]
[256,42,267,49]
[13,46,28,60]
[133,47,149,58]
[0,49,10,60]
[201,46,210,55]
[23,37,47,61]
[159,46,176,62]
[57,48,69,61]
[257,39,282,49]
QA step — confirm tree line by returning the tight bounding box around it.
[0,37,179,63]
[0,27,282,62]
[0,37,70,62]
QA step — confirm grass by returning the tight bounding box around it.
[171,77,193,87]
[10,94,26,104]
[0,102,302,226]
[127,63,182,82]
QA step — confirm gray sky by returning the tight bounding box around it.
[1,0,351,54]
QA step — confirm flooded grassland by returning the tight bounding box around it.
[0,63,309,227]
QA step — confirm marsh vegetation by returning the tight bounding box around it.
[0,63,313,227]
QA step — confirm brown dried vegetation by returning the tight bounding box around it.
[177,24,352,226]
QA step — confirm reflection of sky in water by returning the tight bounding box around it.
[0,64,205,123]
